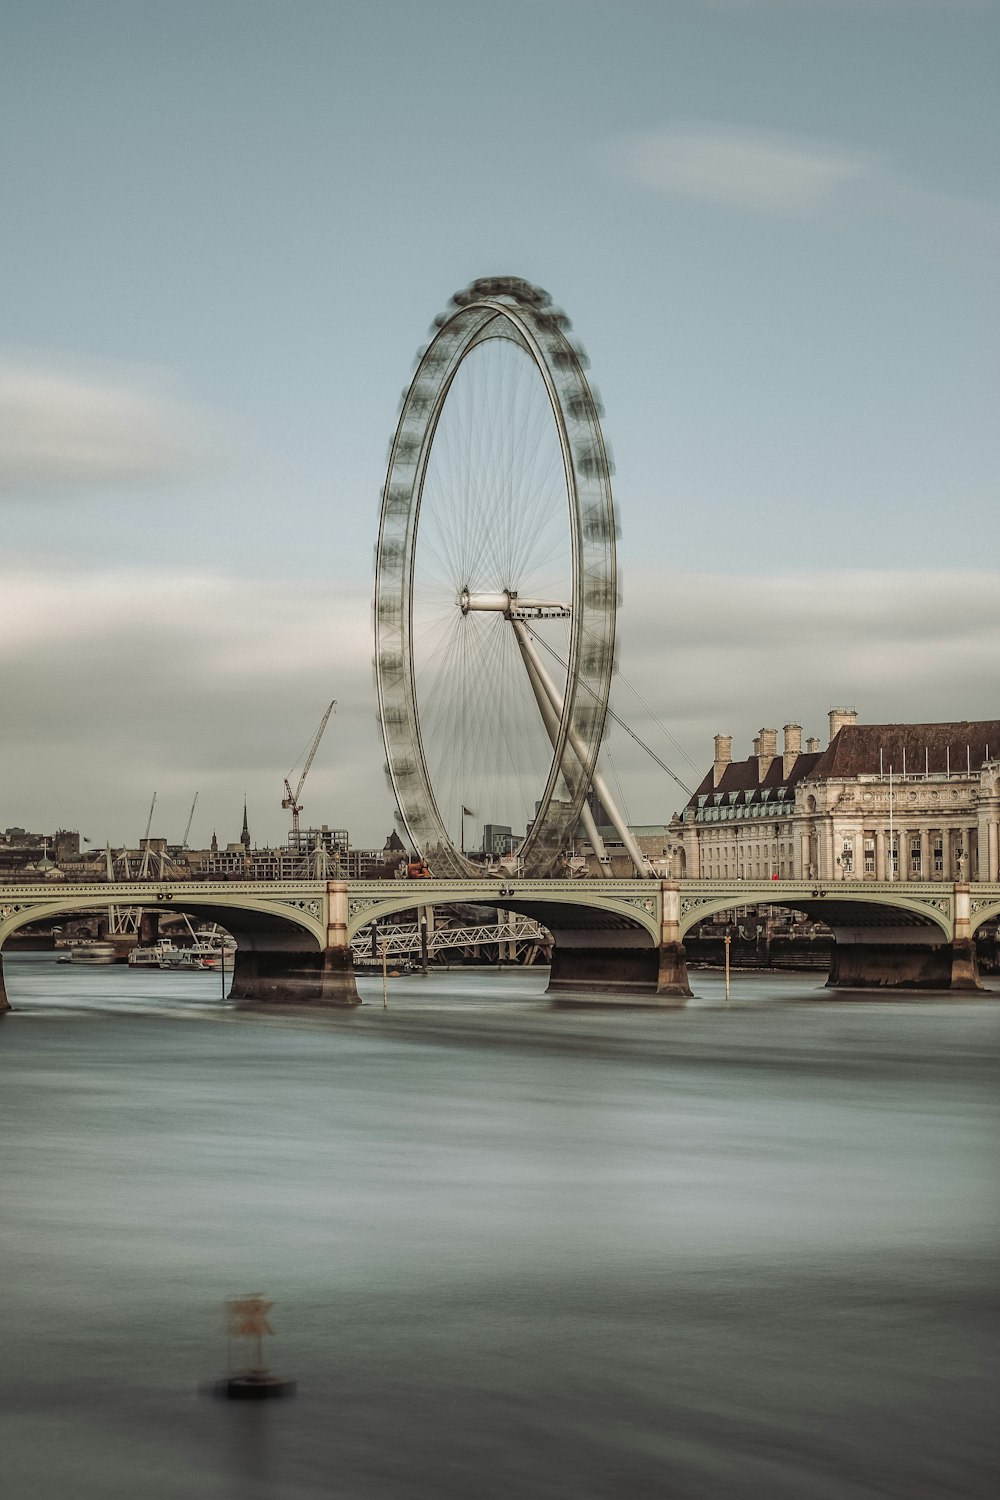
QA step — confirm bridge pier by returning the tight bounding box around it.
[827,936,982,991]
[229,947,359,1008]
[546,881,691,1007]
[0,954,10,1014]
[229,880,360,1009]
[826,884,982,993]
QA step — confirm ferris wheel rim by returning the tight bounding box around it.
[375,278,618,877]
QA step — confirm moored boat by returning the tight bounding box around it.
[159,948,208,971]
[129,941,178,969]
[63,941,118,965]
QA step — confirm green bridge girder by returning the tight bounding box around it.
[3,878,1000,952]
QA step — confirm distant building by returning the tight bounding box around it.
[482,823,516,857]
[670,712,1000,883]
[575,824,673,877]
[1,828,81,878]
[286,825,349,857]
[344,831,407,879]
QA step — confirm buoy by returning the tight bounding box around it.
[214,1372,296,1400]
[206,1293,297,1401]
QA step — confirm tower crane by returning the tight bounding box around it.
[181,792,199,850]
[282,700,336,848]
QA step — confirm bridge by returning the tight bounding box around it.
[2,876,998,1010]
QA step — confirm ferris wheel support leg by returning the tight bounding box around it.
[511,622,650,878]
[510,622,612,876]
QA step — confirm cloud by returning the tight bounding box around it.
[611,566,1000,811]
[0,563,379,847]
[0,355,194,494]
[603,122,1000,258]
[3,559,998,843]
[607,124,876,218]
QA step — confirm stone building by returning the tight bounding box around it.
[671,711,1000,883]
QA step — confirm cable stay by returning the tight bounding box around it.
[605,662,703,778]
[525,629,694,798]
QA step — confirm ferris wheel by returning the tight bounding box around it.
[375,276,635,878]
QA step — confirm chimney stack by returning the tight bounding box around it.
[806,736,820,754]
[712,733,732,789]
[828,707,858,745]
[782,723,802,778]
[757,727,778,782]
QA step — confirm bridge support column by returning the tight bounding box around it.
[230,947,360,1008]
[826,896,982,993]
[949,884,982,991]
[0,954,10,1013]
[658,881,692,1001]
[230,882,360,1009]
[546,883,690,1007]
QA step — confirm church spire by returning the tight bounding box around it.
[240,796,250,850]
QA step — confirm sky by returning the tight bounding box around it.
[2,0,998,850]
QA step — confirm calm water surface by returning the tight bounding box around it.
[1,955,997,1499]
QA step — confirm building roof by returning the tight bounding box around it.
[689,751,822,805]
[810,721,1000,780]
[687,718,1000,809]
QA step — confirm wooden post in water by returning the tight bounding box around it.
[724,932,731,1004]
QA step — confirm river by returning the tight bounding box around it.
[1,954,997,1499]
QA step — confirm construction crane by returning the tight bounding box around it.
[138,792,158,879]
[282,700,336,848]
[181,792,199,850]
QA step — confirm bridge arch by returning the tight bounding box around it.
[347,888,660,946]
[0,889,325,951]
[0,886,334,1011]
[678,888,953,943]
[348,883,673,1001]
[971,900,1000,936]
[679,882,980,991]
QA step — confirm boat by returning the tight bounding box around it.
[188,929,236,970]
[128,941,179,969]
[159,948,208,972]
[154,927,236,972]
[61,941,118,966]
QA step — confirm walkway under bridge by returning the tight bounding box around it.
[355,913,548,964]
[2,877,998,1009]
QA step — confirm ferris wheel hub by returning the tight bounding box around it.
[459,588,571,620]
[459,588,511,613]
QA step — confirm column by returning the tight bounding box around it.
[656,881,692,999]
[823,821,836,881]
[943,832,955,881]
[950,882,981,989]
[919,829,930,883]
[683,822,700,879]
[990,820,1000,882]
